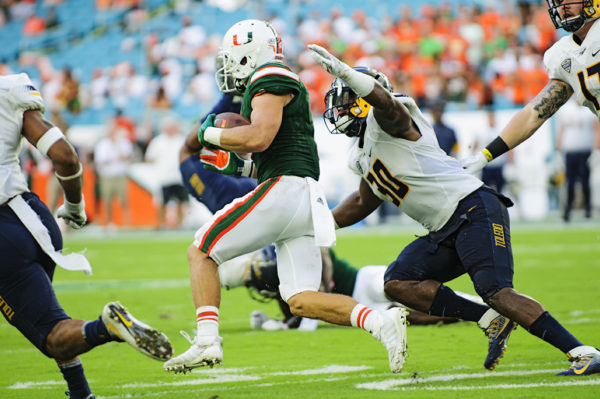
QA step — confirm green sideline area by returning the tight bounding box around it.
[1,227,599,398]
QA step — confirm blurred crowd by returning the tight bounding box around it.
[2,1,559,137]
[0,0,144,31]
[4,0,596,229]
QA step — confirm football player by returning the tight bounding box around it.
[462,1,600,174]
[0,73,173,399]
[164,19,408,375]
[179,96,464,330]
[309,45,600,375]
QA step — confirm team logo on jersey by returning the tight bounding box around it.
[561,58,572,73]
[492,223,506,248]
[26,84,41,96]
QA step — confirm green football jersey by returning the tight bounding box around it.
[330,249,358,296]
[241,62,320,183]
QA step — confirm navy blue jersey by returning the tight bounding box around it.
[200,93,242,123]
[179,156,256,214]
[182,93,255,212]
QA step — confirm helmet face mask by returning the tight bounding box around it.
[323,82,368,137]
[323,66,393,137]
[215,50,242,95]
[216,19,282,94]
[546,0,600,32]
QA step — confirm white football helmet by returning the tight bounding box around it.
[216,19,282,94]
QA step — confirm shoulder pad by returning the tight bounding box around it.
[543,38,570,80]
[8,73,46,113]
[248,63,300,87]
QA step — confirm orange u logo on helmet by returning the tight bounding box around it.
[232,32,253,46]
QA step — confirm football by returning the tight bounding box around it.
[214,112,250,128]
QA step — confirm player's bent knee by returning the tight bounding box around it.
[187,244,210,264]
[484,286,515,308]
[384,279,411,302]
[286,291,318,317]
[286,295,302,316]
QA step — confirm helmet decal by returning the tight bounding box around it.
[322,66,393,137]
[233,32,253,46]
[265,22,282,54]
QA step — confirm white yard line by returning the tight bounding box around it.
[271,365,372,375]
[394,380,600,391]
[357,368,558,390]
[355,368,599,390]
[122,374,261,388]
[8,364,600,397]
[8,380,67,389]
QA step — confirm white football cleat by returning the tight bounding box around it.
[101,301,172,361]
[378,307,408,373]
[261,318,288,331]
[250,310,270,329]
[163,331,223,374]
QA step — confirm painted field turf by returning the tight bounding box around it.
[1,227,599,398]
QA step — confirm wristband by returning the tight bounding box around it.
[204,127,223,147]
[36,126,64,156]
[484,136,510,161]
[481,149,493,162]
[55,162,83,181]
[339,68,375,97]
[64,197,85,212]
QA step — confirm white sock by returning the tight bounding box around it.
[350,304,382,335]
[196,306,219,336]
[477,308,500,330]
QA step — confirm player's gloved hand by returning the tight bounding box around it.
[57,197,87,229]
[197,113,218,149]
[200,147,254,177]
[308,44,352,79]
[460,151,489,174]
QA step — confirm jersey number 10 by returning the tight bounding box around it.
[366,159,410,207]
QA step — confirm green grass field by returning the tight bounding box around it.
[1,226,600,398]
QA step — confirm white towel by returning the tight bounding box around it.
[8,195,92,275]
[306,177,336,247]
